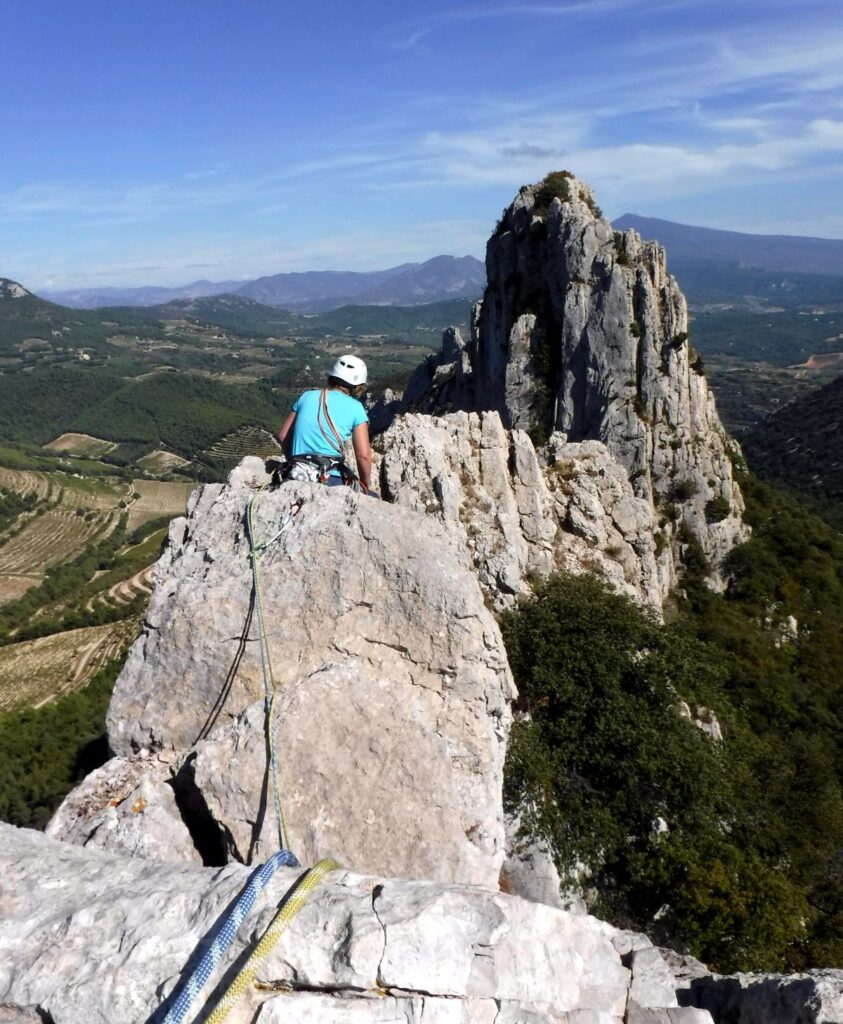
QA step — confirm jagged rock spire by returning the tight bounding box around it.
[390,172,748,583]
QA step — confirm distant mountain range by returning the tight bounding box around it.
[613,215,843,309]
[41,279,246,310]
[32,217,843,314]
[41,255,486,313]
[613,215,843,277]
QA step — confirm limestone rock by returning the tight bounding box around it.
[501,810,567,911]
[67,461,514,886]
[378,410,664,610]
[626,947,680,1011]
[679,969,843,1023]
[385,174,748,589]
[0,823,642,1024]
[45,753,200,863]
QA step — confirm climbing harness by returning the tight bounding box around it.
[282,452,361,489]
[156,490,339,1024]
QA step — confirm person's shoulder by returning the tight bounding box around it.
[292,388,319,409]
[349,395,369,424]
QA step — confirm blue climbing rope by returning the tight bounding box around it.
[159,848,300,1024]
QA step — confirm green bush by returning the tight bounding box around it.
[673,478,698,501]
[502,572,807,970]
[0,658,122,829]
[532,171,575,217]
[705,495,731,523]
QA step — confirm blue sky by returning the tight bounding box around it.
[1,0,841,289]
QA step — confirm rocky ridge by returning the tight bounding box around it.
[2,176,839,1024]
[378,410,665,610]
[49,458,514,886]
[382,174,748,595]
[0,278,29,300]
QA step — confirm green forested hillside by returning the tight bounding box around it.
[504,472,843,973]
[744,372,843,528]
[670,259,843,310]
[691,310,842,365]
[0,365,285,456]
[72,373,282,454]
[0,366,127,442]
[0,658,121,829]
[0,284,166,359]
[147,294,472,342]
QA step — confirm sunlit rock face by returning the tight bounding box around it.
[387,174,748,596]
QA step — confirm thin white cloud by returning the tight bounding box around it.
[390,0,681,50]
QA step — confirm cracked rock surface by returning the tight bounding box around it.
[379,411,665,611]
[383,174,748,591]
[1,823,637,1024]
[50,459,514,886]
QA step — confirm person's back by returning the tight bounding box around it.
[278,355,373,492]
[288,388,367,459]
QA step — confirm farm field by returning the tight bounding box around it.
[137,449,191,474]
[0,617,141,709]
[204,425,282,464]
[0,509,114,575]
[43,433,116,457]
[0,465,128,509]
[87,563,156,613]
[0,575,40,606]
[126,479,195,531]
[0,467,56,502]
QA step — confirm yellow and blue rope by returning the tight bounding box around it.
[205,858,340,1024]
[159,849,300,1024]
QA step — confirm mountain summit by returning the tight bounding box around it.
[385,171,747,592]
[0,278,31,300]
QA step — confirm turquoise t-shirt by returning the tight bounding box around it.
[290,389,368,457]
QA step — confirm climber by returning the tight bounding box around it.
[277,354,373,493]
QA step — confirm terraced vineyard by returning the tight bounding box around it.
[137,449,191,474]
[204,425,282,463]
[0,509,114,575]
[0,467,56,502]
[43,433,116,458]
[0,466,127,510]
[0,617,141,709]
[126,479,195,531]
[0,459,194,710]
[87,564,155,613]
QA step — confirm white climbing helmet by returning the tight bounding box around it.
[331,354,367,387]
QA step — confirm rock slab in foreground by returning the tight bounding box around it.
[66,461,514,886]
[0,823,644,1024]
